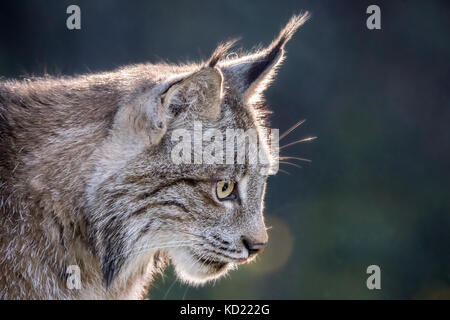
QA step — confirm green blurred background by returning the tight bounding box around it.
[0,0,448,299]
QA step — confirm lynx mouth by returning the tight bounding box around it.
[190,251,229,271]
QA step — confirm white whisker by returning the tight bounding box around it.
[279,119,306,141]
[280,136,317,150]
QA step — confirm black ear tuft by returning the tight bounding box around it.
[247,12,310,84]
[206,39,238,68]
[273,12,311,50]
[220,12,310,98]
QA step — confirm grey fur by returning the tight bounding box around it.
[0,13,309,299]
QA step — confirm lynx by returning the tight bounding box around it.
[0,13,309,299]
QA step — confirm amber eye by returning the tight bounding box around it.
[216,181,236,200]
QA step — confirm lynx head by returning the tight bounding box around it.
[85,13,309,288]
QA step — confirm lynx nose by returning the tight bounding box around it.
[242,237,267,256]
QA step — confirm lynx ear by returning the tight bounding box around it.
[162,67,223,121]
[221,13,310,101]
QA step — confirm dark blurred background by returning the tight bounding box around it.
[1,0,449,299]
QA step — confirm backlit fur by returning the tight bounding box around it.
[0,13,309,299]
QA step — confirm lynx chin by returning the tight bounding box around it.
[0,13,309,299]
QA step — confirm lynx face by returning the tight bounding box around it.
[86,72,272,286]
[85,14,309,288]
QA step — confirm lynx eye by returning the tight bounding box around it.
[216,181,236,200]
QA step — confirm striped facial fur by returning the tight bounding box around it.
[0,14,309,299]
